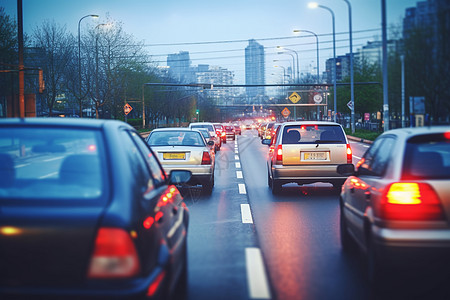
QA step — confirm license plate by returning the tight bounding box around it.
[163,152,186,160]
[303,152,327,160]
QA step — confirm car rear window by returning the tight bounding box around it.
[282,125,346,144]
[0,127,107,201]
[402,133,450,179]
[191,124,214,132]
[148,131,205,147]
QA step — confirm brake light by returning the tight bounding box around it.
[275,145,283,163]
[201,151,212,165]
[346,144,352,164]
[376,182,445,221]
[221,132,226,137]
[88,228,140,278]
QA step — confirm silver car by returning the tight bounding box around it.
[263,121,352,194]
[337,126,450,289]
[189,122,221,152]
[146,128,215,194]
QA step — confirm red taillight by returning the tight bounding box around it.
[147,271,166,297]
[346,144,352,164]
[221,132,226,137]
[88,228,140,279]
[201,151,212,165]
[275,145,283,163]
[376,182,445,221]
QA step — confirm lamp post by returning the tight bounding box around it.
[308,2,337,122]
[293,29,321,120]
[277,46,299,83]
[95,23,108,119]
[277,52,296,82]
[343,0,355,133]
[78,14,99,118]
[274,65,286,95]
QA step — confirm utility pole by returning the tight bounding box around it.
[18,0,25,117]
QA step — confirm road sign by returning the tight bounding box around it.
[281,107,291,118]
[124,103,133,115]
[313,94,323,104]
[289,92,301,104]
[347,100,353,110]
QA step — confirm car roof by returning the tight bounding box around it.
[281,121,342,126]
[0,117,129,130]
[152,127,197,132]
[379,126,450,139]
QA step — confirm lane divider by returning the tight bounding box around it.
[238,183,247,194]
[240,204,253,223]
[236,171,243,179]
[245,247,271,299]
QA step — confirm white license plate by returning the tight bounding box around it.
[303,152,327,160]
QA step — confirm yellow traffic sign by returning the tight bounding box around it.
[281,107,291,118]
[124,103,133,115]
[289,92,301,104]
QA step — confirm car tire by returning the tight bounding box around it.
[340,204,357,253]
[267,168,272,188]
[271,179,282,195]
[367,235,389,295]
[170,241,188,300]
[203,176,214,195]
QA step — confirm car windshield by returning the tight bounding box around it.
[191,124,214,132]
[282,125,346,144]
[402,133,450,179]
[148,131,205,147]
[0,127,106,201]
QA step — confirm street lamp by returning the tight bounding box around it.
[293,29,321,120]
[78,14,99,118]
[94,23,108,119]
[343,0,355,133]
[277,46,299,83]
[308,2,337,122]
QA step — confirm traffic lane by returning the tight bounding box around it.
[183,138,260,300]
[349,141,370,162]
[239,134,370,300]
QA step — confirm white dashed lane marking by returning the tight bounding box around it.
[245,248,271,299]
[236,171,243,178]
[240,204,253,223]
[238,183,247,194]
[235,162,241,168]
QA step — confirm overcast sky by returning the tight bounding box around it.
[2,0,419,84]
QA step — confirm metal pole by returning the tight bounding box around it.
[401,55,405,128]
[318,5,337,122]
[381,0,390,131]
[18,0,24,118]
[343,0,355,133]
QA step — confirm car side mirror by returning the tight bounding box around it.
[337,164,355,176]
[262,139,272,145]
[207,141,215,146]
[168,170,192,185]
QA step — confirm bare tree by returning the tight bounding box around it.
[32,20,74,116]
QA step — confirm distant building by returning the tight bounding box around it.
[167,51,192,83]
[193,64,235,103]
[245,39,265,101]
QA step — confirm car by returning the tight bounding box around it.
[233,124,241,135]
[262,122,275,140]
[258,123,267,138]
[189,122,221,151]
[337,126,450,289]
[0,118,190,299]
[223,124,236,140]
[213,123,226,144]
[194,127,216,152]
[263,121,352,194]
[146,128,215,195]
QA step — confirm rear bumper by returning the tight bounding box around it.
[163,165,213,186]
[371,225,450,266]
[0,267,166,299]
[271,164,347,184]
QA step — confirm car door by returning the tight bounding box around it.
[345,136,396,244]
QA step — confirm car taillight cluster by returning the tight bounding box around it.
[346,144,352,164]
[201,151,212,165]
[88,228,140,279]
[376,182,445,221]
[275,145,283,163]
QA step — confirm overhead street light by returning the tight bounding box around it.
[308,2,337,122]
[78,14,99,118]
[277,46,299,83]
[293,29,321,120]
[343,0,355,133]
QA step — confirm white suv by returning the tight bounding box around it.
[189,122,221,152]
[263,121,352,194]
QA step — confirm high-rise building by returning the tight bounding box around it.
[245,39,265,101]
[167,51,192,83]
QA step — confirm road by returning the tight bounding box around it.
[181,129,446,300]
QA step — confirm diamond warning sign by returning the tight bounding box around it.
[289,92,301,104]
[281,107,291,118]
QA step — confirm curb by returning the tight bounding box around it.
[347,135,374,145]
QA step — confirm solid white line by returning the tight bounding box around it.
[238,183,246,194]
[235,155,240,161]
[240,204,253,224]
[236,171,243,178]
[39,172,58,179]
[235,162,241,168]
[14,164,29,169]
[353,155,362,160]
[43,156,64,162]
[245,248,271,299]
[362,144,370,148]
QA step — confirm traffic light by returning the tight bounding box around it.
[196,109,199,115]
[39,69,45,93]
